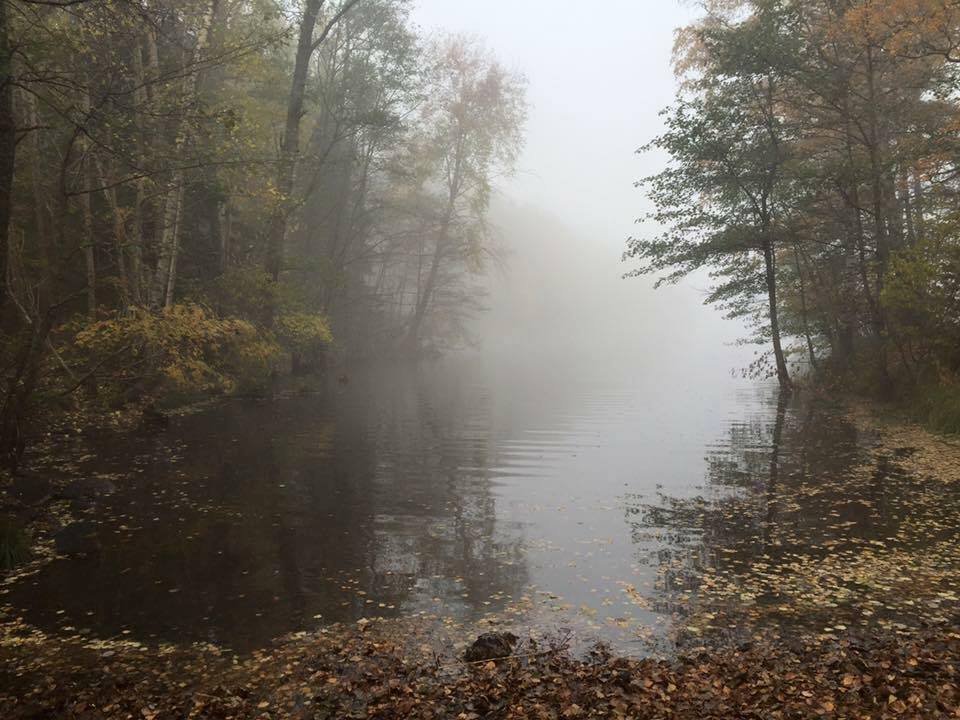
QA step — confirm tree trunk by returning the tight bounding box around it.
[81,89,96,317]
[265,0,362,288]
[406,237,443,350]
[910,170,926,244]
[792,245,818,372]
[405,187,457,352]
[858,49,895,392]
[93,156,130,307]
[762,239,791,391]
[900,169,916,246]
[0,122,72,469]
[864,44,891,277]
[82,196,96,317]
[192,0,230,286]
[164,184,184,309]
[205,7,228,260]
[129,38,152,304]
[153,177,183,308]
[838,84,892,385]
[265,0,325,283]
[0,0,14,326]
[141,28,164,306]
[219,202,231,273]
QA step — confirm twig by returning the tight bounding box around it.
[46,340,77,383]
[55,343,133,397]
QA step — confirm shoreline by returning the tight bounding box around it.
[2,615,958,718]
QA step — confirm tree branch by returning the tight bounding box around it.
[310,0,363,53]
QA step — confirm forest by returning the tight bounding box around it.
[0,0,525,467]
[628,0,960,429]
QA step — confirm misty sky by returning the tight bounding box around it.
[409,1,756,377]
[412,0,697,242]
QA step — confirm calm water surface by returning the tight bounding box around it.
[1,356,907,652]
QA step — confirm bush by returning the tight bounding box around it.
[210,268,335,376]
[909,379,960,436]
[274,312,333,356]
[69,304,279,402]
[884,239,960,377]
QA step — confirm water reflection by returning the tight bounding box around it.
[4,364,533,651]
[627,386,960,642]
[10,360,951,655]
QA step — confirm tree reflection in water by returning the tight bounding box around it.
[5,365,529,652]
[623,387,960,646]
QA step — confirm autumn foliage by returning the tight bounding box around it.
[629,0,960,419]
[69,304,277,399]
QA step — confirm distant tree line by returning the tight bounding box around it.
[629,0,960,426]
[0,0,526,466]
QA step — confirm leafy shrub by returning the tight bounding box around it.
[69,304,278,400]
[211,268,335,375]
[274,312,333,355]
[909,379,960,436]
[884,239,960,375]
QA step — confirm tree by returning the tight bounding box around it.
[628,3,799,389]
[0,0,13,326]
[264,0,363,288]
[0,0,526,466]
[0,0,285,466]
[287,0,420,352]
[633,0,960,419]
[402,36,526,352]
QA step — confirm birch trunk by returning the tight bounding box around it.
[153,177,183,307]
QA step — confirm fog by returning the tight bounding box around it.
[8,0,960,702]
[411,0,752,381]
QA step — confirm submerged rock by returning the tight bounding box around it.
[464,632,519,662]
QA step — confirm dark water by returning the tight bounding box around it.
[2,356,946,652]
